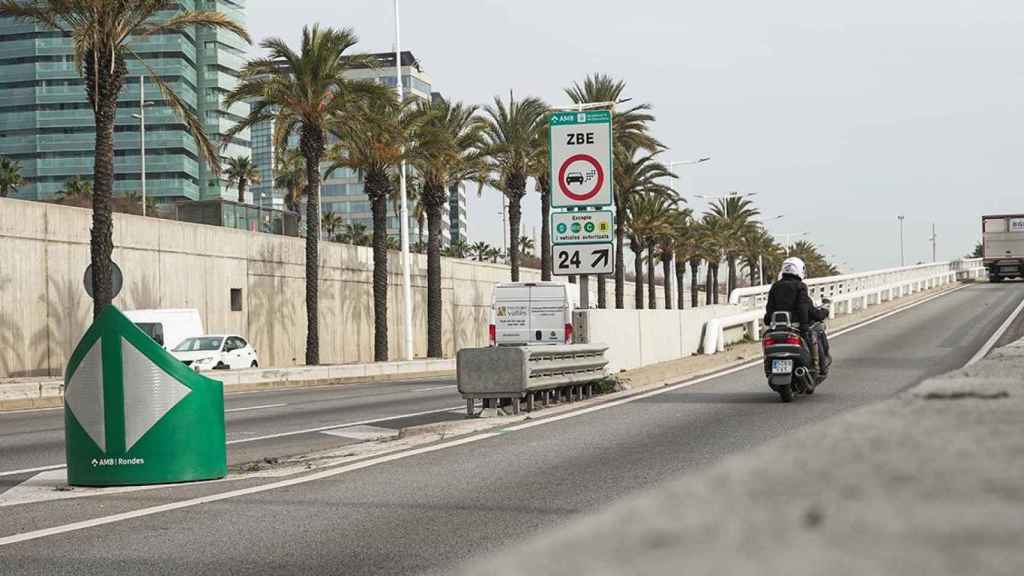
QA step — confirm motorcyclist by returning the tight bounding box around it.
[763,257,831,376]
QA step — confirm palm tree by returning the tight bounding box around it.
[321,212,343,241]
[448,238,470,259]
[616,152,675,308]
[708,195,760,296]
[528,118,553,281]
[627,192,676,309]
[328,94,420,362]
[567,74,663,308]
[740,226,784,286]
[338,223,370,246]
[486,247,504,264]
[470,241,491,262]
[225,155,260,204]
[0,156,24,198]
[518,236,535,258]
[658,208,691,309]
[274,149,308,214]
[480,93,548,282]
[409,96,484,358]
[697,214,727,305]
[58,176,93,204]
[224,25,386,365]
[0,1,248,318]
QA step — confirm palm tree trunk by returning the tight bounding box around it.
[238,178,246,204]
[615,215,626,309]
[663,255,673,310]
[675,260,686,310]
[705,265,713,306]
[646,240,657,309]
[368,172,389,362]
[712,264,721,304]
[425,183,445,358]
[300,126,324,365]
[85,48,126,319]
[727,256,738,298]
[540,178,552,281]
[597,275,607,309]
[633,241,644,309]
[690,260,700,308]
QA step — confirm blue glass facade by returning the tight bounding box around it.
[0,1,249,202]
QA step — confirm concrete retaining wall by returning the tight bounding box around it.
[575,305,743,373]
[0,197,662,377]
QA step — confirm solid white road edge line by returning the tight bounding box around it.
[965,292,1024,367]
[0,283,977,547]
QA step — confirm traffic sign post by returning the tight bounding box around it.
[552,210,614,244]
[553,243,614,276]
[550,111,613,209]
[64,305,227,486]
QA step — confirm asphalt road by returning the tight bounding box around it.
[0,376,462,490]
[1,282,1022,575]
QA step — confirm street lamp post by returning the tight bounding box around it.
[131,75,154,217]
[898,215,905,267]
[395,0,414,360]
[666,157,710,305]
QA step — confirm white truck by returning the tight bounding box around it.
[982,214,1024,282]
[489,282,576,347]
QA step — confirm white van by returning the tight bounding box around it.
[123,308,204,350]
[489,282,575,346]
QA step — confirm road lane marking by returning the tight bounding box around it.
[0,464,66,479]
[966,292,1024,367]
[224,403,288,413]
[0,284,981,546]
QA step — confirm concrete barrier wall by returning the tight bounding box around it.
[0,197,661,377]
[576,305,742,373]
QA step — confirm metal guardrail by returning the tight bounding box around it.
[456,344,610,416]
[705,259,986,355]
[729,259,986,310]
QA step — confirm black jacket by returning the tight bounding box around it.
[764,274,827,329]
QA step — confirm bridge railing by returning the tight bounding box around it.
[728,259,985,310]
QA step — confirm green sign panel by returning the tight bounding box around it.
[64,305,227,486]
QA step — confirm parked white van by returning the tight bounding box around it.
[489,282,575,346]
[123,308,203,350]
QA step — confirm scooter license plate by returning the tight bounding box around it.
[771,359,794,374]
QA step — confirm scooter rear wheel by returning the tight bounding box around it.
[778,385,794,403]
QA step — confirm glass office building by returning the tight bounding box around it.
[0,1,249,202]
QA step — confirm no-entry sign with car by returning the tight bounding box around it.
[550,111,613,208]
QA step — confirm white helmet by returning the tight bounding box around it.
[779,257,806,280]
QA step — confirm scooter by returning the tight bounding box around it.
[762,300,831,402]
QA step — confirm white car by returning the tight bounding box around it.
[171,335,259,371]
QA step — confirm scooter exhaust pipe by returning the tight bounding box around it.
[794,366,808,379]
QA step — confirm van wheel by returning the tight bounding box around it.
[251,361,258,368]
[214,361,227,370]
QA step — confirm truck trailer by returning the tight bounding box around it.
[982,214,1024,282]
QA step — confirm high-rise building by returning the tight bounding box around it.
[0,1,249,202]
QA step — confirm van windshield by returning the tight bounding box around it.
[173,337,223,352]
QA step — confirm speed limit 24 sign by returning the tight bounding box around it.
[553,243,614,276]
[549,111,613,208]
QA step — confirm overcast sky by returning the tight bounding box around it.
[247,0,1024,272]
